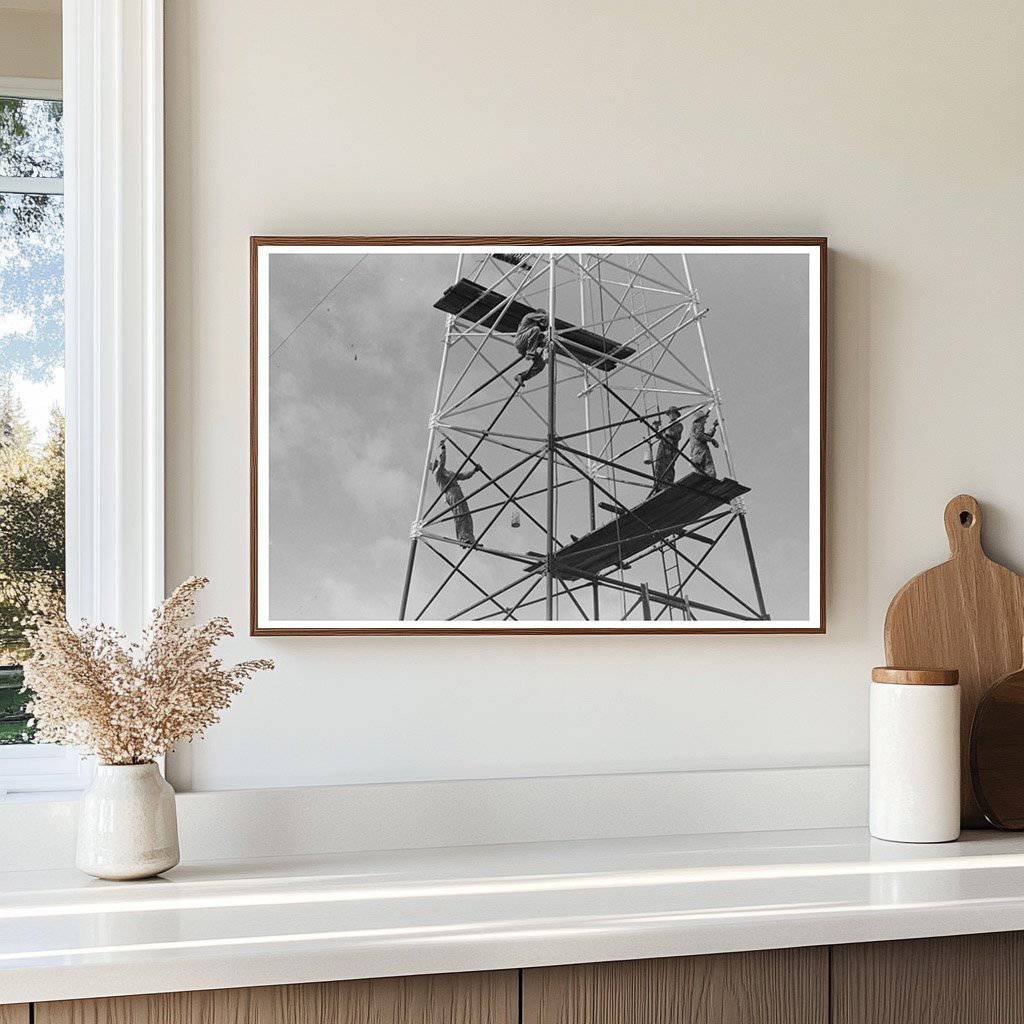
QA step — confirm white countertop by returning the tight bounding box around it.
[4,826,1024,1004]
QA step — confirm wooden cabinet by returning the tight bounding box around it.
[16,932,1024,1024]
[34,971,517,1024]
[522,948,828,1024]
[833,932,1024,1024]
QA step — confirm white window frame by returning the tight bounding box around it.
[0,1,164,800]
[0,77,61,101]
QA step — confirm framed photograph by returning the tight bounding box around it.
[251,237,826,634]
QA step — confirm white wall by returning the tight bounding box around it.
[164,0,1024,792]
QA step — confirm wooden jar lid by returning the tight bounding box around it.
[871,667,960,686]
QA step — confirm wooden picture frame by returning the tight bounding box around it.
[251,237,827,635]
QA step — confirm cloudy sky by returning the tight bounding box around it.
[266,249,810,623]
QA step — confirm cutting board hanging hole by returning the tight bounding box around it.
[944,494,983,558]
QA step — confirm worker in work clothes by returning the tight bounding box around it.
[690,408,720,478]
[432,440,480,547]
[648,406,685,494]
[513,309,549,387]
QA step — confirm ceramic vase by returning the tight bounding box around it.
[76,762,180,880]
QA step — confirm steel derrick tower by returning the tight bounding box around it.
[399,250,768,625]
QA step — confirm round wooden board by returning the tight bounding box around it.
[971,665,1024,829]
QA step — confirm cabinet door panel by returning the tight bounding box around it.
[36,970,517,1024]
[523,948,827,1024]
[833,932,1024,1024]
[0,1007,29,1024]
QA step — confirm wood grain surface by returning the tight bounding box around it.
[884,494,1024,826]
[36,972,517,1024]
[522,948,827,1024]
[970,660,1024,827]
[871,667,959,686]
[0,1007,29,1024]
[833,932,1024,1024]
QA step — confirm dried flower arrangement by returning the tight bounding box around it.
[23,577,273,765]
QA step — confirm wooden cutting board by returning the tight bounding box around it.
[884,494,1024,827]
[970,655,1024,828]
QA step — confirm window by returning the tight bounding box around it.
[0,78,85,799]
[0,6,166,799]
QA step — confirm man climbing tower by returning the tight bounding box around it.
[648,406,684,494]
[690,408,720,478]
[432,439,480,547]
[513,309,549,387]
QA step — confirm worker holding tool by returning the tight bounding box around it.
[648,406,685,494]
[513,309,549,387]
[432,440,481,547]
[690,407,720,478]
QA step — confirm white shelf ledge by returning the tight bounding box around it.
[4,827,1024,1004]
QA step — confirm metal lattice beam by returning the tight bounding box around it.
[400,251,770,624]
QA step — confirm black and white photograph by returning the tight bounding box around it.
[251,239,825,633]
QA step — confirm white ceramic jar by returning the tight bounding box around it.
[76,762,180,880]
[870,667,960,843]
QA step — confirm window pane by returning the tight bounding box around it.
[0,98,63,179]
[0,187,65,745]
[0,665,29,743]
